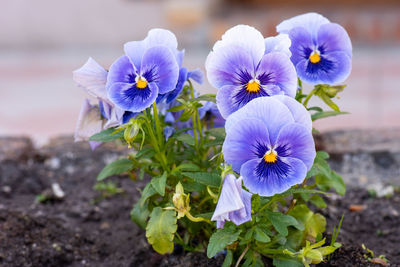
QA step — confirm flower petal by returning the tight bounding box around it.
[273,95,312,132]
[211,174,245,225]
[108,82,159,112]
[73,58,108,100]
[256,52,297,98]
[317,23,352,59]
[213,25,265,66]
[225,97,294,145]
[106,55,137,89]
[141,46,179,94]
[223,117,271,172]
[264,34,292,57]
[241,157,307,196]
[295,51,351,85]
[277,12,330,40]
[275,123,316,170]
[206,44,254,89]
[74,99,103,142]
[288,26,314,67]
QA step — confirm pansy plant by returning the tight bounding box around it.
[73,14,351,267]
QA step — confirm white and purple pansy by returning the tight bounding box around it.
[211,174,252,228]
[222,96,316,197]
[106,29,180,113]
[205,25,297,119]
[277,12,352,85]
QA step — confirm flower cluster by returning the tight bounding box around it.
[73,12,351,266]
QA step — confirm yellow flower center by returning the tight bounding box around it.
[246,79,261,93]
[264,150,277,163]
[309,51,321,64]
[136,78,148,89]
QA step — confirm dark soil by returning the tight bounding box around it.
[0,136,399,266]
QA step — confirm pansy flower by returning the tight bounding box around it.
[106,29,180,113]
[222,96,315,196]
[211,174,252,228]
[277,12,352,85]
[205,25,297,119]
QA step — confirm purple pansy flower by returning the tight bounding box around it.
[277,12,352,85]
[106,29,180,113]
[205,25,297,119]
[211,174,252,229]
[222,96,315,196]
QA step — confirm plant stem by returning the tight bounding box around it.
[235,245,249,267]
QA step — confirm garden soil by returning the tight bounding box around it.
[0,136,399,266]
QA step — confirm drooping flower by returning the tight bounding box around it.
[74,99,104,150]
[277,12,352,85]
[205,25,297,119]
[106,29,180,113]
[211,174,252,228]
[222,96,316,196]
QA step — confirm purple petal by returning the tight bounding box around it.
[295,51,352,85]
[223,117,271,172]
[212,25,265,66]
[277,12,330,40]
[273,95,312,132]
[275,123,316,170]
[141,46,179,94]
[256,52,297,98]
[317,23,352,59]
[240,157,307,196]
[206,44,254,89]
[211,174,245,227]
[73,58,108,100]
[108,82,159,112]
[74,99,103,142]
[264,34,291,57]
[288,27,314,67]
[106,56,137,89]
[188,68,204,84]
[225,97,294,145]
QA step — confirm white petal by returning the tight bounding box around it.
[74,99,103,142]
[264,34,292,57]
[73,58,108,100]
[213,25,265,66]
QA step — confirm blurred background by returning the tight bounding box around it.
[1,0,400,145]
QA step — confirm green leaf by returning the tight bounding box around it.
[311,111,348,121]
[222,250,233,267]
[189,94,216,103]
[265,211,303,236]
[254,227,271,243]
[146,207,178,254]
[207,227,242,258]
[89,128,124,142]
[176,133,195,146]
[181,172,221,188]
[130,201,150,229]
[150,172,167,196]
[97,158,134,181]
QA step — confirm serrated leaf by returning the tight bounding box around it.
[207,227,241,258]
[146,207,177,254]
[265,211,303,236]
[176,133,195,146]
[181,172,221,188]
[97,158,134,181]
[311,111,348,121]
[150,172,167,196]
[89,128,124,142]
[254,227,271,243]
